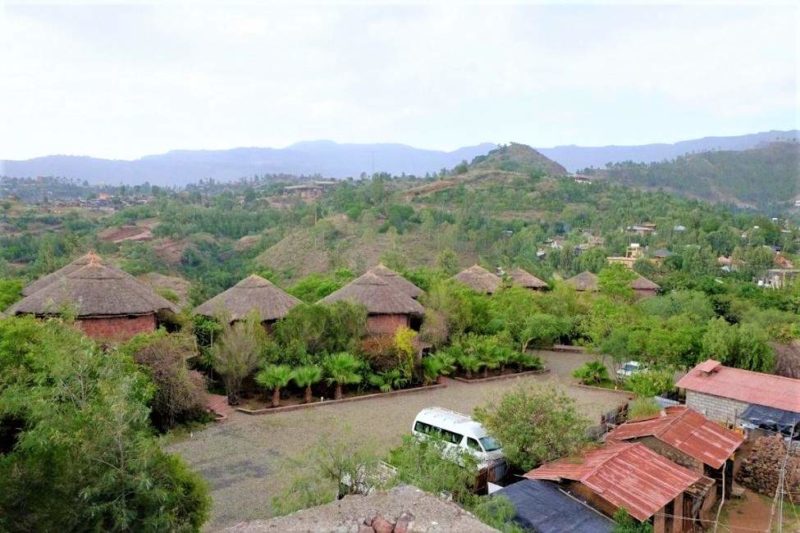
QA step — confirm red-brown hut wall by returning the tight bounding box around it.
[366,314,410,336]
[78,314,157,341]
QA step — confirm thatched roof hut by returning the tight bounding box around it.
[631,274,660,292]
[7,261,179,318]
[452,265,502,294]
[509,268,548,290]
[321,272,424,336]
[22,252,121,296]
[367,264,424,299]
[565,271,599,292]
[194,274,301,322]
[320,272,424,316]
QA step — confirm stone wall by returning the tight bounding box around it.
[366,314,410,336]
[685,390,749,426]
[78,314,157,342]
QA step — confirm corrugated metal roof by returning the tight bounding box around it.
[677,360,800,413]
[606,406,744,469]
[524,442,702,522]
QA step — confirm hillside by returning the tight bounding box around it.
[539,129,799,172]
[584,142,800,212]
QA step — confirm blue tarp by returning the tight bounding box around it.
[740,404,800,437]
[495,479,615,533]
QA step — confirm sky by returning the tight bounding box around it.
[1,1,798,160]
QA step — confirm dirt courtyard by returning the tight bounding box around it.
[167,351,628,530]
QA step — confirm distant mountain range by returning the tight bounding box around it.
[538,129,799,172]
[1,130,796,185]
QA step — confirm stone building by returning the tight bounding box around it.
[677,359,800,429]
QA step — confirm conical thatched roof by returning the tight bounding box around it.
[194,275,301,322]
[22,252,113,296]
[452,265,502,294]
[367,264,424,299]
[565,271,599,292]
[320,272,424,316]
[8,261,178,317]
[631,274,660,291]
[509,268,548,290]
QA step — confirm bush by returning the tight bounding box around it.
[626,369,674,398]
[474,384,589,471]
[120,331,207,431]
[572,360,609,385]
[472,495,525,533]
[627,398,661,421]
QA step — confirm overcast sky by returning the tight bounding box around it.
[1,2,798,160]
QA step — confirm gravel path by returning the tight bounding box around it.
[167,354,629,530]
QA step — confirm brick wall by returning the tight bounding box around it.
[78,314,157,342]
[639,436,704,473]
[685,390,749,426]
[366,314,410,336]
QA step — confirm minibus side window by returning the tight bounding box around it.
[466,438,482,451]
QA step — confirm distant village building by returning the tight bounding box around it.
[525,442,713,533]
[607,243,644,269]
[606,406,743,496]
[508,268,548,291]
[627,223,657,236]
[194,274,301,328]
[282,184,324,200]
[677,360,800,435]
[673,225,687,233]
[452,265,503,295]
[761,268,800,288]
[8,256,177,341]
[564,270,659,297]
[320,272,424,336]
[650,248,674,265]
[572,175,593,184]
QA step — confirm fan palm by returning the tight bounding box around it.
[292,365,323,403]
[323,352,363,400]
[255,364,293,407]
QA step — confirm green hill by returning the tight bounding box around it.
[584,142,800,212]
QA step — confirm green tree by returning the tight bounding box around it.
[323,352,363,400]
[0,316,210,531]
[572,360,610,385]
[598,264,636,301]
[211,313,264,405]
[256,364,293,407]
[474,384,589,471]
[292,365,323,403]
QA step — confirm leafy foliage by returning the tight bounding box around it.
[0,316,210,531]
[474,384,589,471]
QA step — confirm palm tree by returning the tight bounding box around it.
[323,352,362,400]
[422,353,456,385]
[292,365,322,403]
[255,364,293,407]
[457,352,483,379]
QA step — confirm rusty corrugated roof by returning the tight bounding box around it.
[677,359,800,413]
[606,406,744,469]
[524,442,702,521]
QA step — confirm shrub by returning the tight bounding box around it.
[626,369,675,398]
[211,313,264,405]
[292,365,323,403]
[120,331,206,431]
[474,384,589,471]
[627,398,661,421]
[572,360,609,385]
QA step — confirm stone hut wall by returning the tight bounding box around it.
[78,314,157,341]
